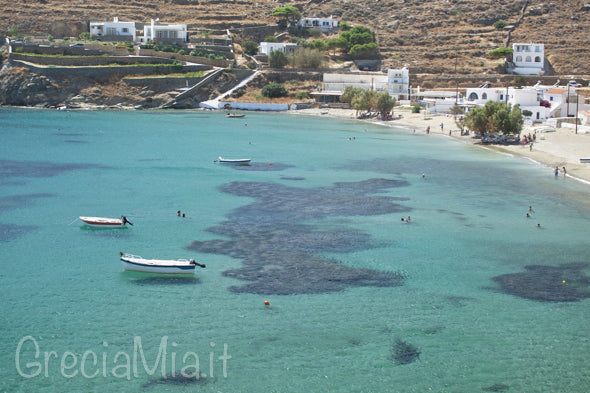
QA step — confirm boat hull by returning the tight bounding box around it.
[218,157,251,165]
[120,255,196,274]
[79,216,125,228]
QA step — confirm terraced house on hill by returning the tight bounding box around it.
[89,16,187,44]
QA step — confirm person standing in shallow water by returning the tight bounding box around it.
[554,166,559,176]
[562,166,567,177]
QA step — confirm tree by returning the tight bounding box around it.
[376,93,396,118]
[272,5,301,26]
[327,37,347,56]
[243,41,258,56]
[464,101,523,135]
[348,42,379,59]
[269,50,289,68]
[340,26,375,51]
[338,26,378,58]
[488,47,513,59]
[79,32,91,41]
[340,86,365,104]
[308,40,328,52]
[261,83,288,98]
[351,90,378,114]
[264,35,278,43]
[450,104,464,118]
[339,21,351,31]
[450,104,465,130]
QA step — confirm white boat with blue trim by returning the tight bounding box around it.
[79,215,133,228]
[120,252,205,274]
[216,156,251,165]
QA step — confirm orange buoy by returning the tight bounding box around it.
[264,300,270,306]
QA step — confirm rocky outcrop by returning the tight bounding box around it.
[0,64,65,107]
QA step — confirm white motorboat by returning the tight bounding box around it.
[79,216,133,228]
[216,156,251,165]
[120,253,205,274]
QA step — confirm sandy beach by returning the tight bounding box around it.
[295,107,590,185]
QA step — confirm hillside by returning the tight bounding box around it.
[1,0,589,76]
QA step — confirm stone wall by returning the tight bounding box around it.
[10,59,210,79]
[138,48,233,68]
[10,53,177,66]
[217,101,289,111]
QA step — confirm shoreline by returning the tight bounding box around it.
[293,107,590,185]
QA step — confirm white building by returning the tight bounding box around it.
[510,43,544,75]
[542,87,581,118]
[258,42,299,56]
[321,72,389,93]
[298,16,338,32]
[142,19,187,44]
[387,67,410,99]
[465,87,550,121]
[90,17,136,42]
[463,85,588,122]
[415,90,461,114]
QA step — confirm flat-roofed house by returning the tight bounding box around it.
[142,19,188,44]
[510,43,544,75]
[298,16,338,32]
[90,17,136,42]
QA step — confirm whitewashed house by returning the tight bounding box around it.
[321,73,388,93]
[509,43,544,75]
[90,17,136,42]
[465,87,550,121]
[310,72,389,103]
[142,19,188,44]
[579,110,590,126]
[387,67,410,100]
[258,42,299,56]
[542,88,580,118]
[298,16,338,32]
[415,89,461,114]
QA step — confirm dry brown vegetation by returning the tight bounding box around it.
[2,0,589,76]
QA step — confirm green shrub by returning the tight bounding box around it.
[261,83,288,98]
[411,104,421,113]
[493,20,508,29]
[296,92,310,99]
[243,41,259,56]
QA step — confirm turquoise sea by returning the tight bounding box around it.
[1,108,589,393]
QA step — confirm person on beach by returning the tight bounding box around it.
[530,142,533,151]
[440,123,444,132]
[562,166,567,177]
[555,166,559,176]
[426,126,430,134]
[529,206,534,212]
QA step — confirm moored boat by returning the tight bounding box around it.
[79,215,133,228]
[120,252,205,274]
[226,113,245,118]
[216,156,251,165]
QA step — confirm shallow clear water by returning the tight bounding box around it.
[1,108,589,392]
